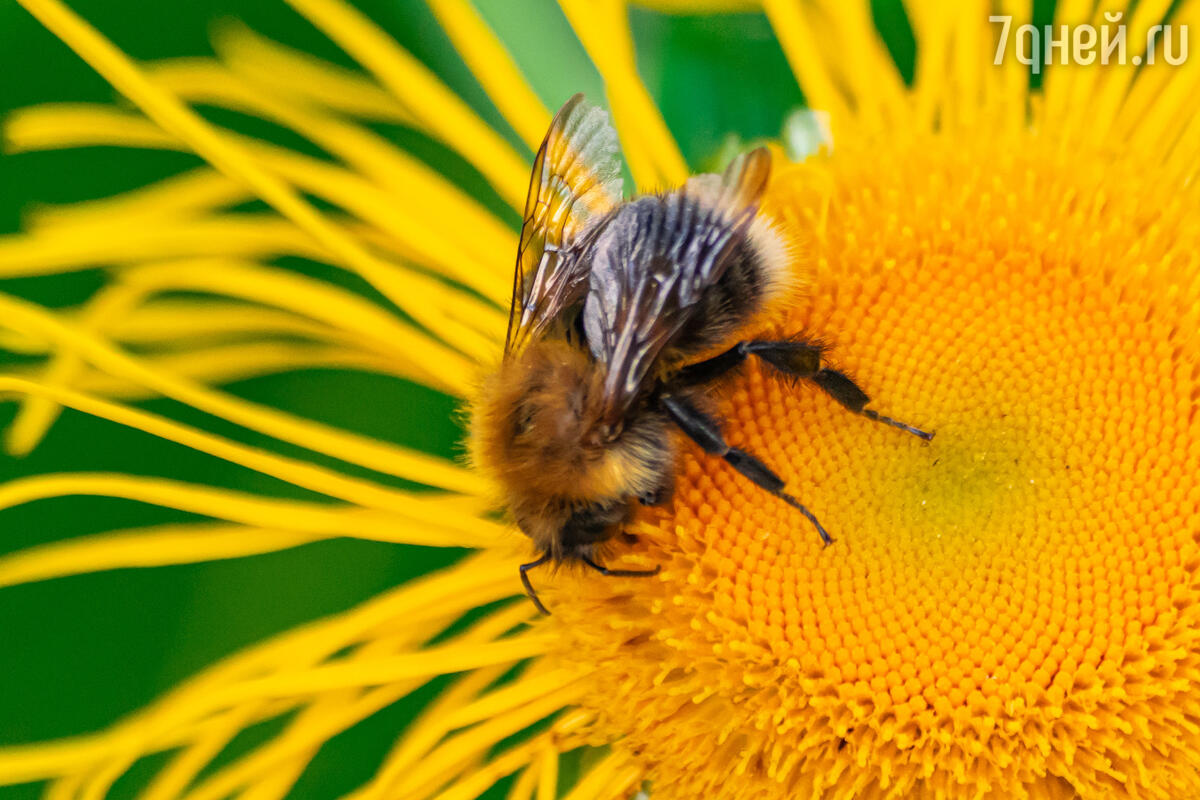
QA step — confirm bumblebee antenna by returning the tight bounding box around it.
[519,552,552,615]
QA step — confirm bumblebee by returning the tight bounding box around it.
[471,95,931,613]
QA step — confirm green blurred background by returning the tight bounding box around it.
[0,0,1032,796]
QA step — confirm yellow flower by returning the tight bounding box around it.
[1,0,1199,798]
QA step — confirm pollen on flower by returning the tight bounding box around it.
[542,133,1200,799]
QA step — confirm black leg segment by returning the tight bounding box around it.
[671,339,823,387]
[811,369,933,440]
[671,338,933,442]
[660,393,833,546]
[580,555,661,579]
[519,552,552,615]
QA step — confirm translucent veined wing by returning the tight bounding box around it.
[582,148,772,423]
[505,93,624,354]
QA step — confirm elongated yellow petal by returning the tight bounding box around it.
[423,0,552,150]
[1122,4,1200,155]
[820,2,908,129]
[424,739,544,800]
[174,552,521,701]
[365,668,581,799]
[761,0,853,133]
[0,472,498,550]
[135,638,407,800]
[631,0,758,8]
[108,298,344,346]
[8,282,146,458]
[0,376,499,543]
[0,522,315,589]
[12,112,509,365]
[231,622,432,800]
[10,103,512,343]
[504,758,538,800]
[351,663,515,800]
[135,705,264,800]
[4,555,522,789]
[93,600,535,800]
[1076,0,1176,148]
[4,102,177,151]
[4,295,430,399]
[1041,0,1112,131]
[234,763,307,800]
[15,0,446,326]
[143,59,517,294]
[556,0,687,189]
[906,0,952,132]
[120,258,476,393]
[994,0,1032,135]
[397,682,583,798]
[442,669,584,730]
[68,342,414,401]
[535,747,558,800]
[213,20,416,124]
[0,210,327,278]
[280,0,530,209]
[207,635,553,703]
[0,737,113,785]
[0,246,474,377]
[27,167,245,230]
[176,602,535,800]
[560,752,642,800]
[0,291,485,494]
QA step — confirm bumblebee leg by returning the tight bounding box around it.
[519,552,552,615]
[809,369,934,440]
[671,339,933,441]
[581,555,662,578]
[670,341,760,386]
[660,394,833,546]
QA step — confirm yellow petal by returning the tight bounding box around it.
[0,376,501,544]
[207,634,554,702]
[213,20,416,125]
[14,0,451,327]
[10,103,512,340]
[67,342,416,401]
[0,210,327,278]
[560,751,642,800]
[351,663,515,799]
[0,290,482,493]
[120,258,478,394]
[762,0,853,134]
[0,522,316,589]
[175,600,535,800]
[26,167,244,230]
[280,0,530,209]
[395,680,581,798]
[423,0,552,151]
[0,471,494,547]
[557,0,688,189]
[7,282,146,457]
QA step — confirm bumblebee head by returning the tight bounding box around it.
[469,340,673,555]
[472,341,609,486]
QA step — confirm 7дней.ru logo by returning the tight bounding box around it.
[991,12,1188,72]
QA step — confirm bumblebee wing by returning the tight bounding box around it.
[506,94,624,353]
[583,148,772,422]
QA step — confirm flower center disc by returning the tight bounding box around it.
[547,133,1200,799]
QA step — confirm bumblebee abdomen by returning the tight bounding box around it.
[671,231,779,355]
